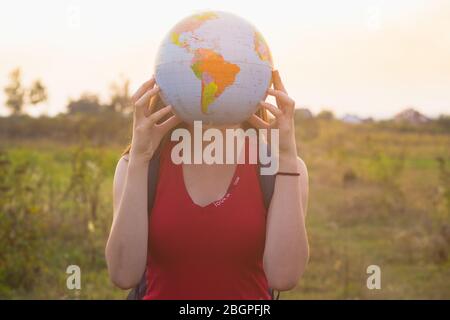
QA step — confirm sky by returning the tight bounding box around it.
[0,0,450,119]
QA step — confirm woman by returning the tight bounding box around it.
[105,70,309,299]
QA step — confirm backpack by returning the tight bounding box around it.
[126,144,279,300]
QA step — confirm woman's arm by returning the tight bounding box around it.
[249,70,310,291]
[263,154,309,291]
[105,77,180,289]
[105,155,150,289]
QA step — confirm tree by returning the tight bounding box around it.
[3,68,48,115]
[29,80,48,105]
[109,76,131,113]
[4,68,25,115]
[67,93,104,114]
[317,109,335,120]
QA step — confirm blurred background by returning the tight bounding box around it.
[0,0,449,299]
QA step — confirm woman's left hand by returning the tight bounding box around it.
[248,70,298,158]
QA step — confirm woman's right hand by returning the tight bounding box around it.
[129,77,181,163]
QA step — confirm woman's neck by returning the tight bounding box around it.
[185,121,245,164]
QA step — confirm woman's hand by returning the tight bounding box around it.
[129,77,181,164]
[248,70,298,158]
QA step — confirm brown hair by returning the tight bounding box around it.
[121,94,269,156]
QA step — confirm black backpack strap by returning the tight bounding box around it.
[258,169,275,210]
[126,273,147,300]
[257,142,276,211]
[126,145,162,300]
[147,146,162,214]
[257,142,279,300]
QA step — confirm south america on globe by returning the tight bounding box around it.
[155,11,273,125]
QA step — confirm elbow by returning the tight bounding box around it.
[105,247,143,290]
[106,260,142,290]
[266,248,310,292]
[109,271,140,290]
[267,275,299,292]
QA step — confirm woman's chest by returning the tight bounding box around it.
[148,163,267,264]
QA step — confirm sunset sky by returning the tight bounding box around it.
[1,0,449,118]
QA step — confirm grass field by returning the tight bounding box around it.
[0,118,449,299]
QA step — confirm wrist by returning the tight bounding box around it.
[278,133,297,157]
[278,152,299,172]
[279,142,298,161]
[128,152,150,169]
[129,142,155,165]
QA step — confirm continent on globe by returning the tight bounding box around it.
[191,48,241,114]
[254,31,273,63]
[170,12,218,48]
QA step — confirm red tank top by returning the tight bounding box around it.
[143,140,271,300]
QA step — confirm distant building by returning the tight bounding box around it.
[394,108,429,124]
[295,108,313,119]
[341,114,364,124]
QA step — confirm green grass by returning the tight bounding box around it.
[0,119,449,299]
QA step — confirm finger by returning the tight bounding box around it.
[136,86,159,108]
[259,101,283,118]
[131,77,156,103]
[149,105,174,124]
[135,86,160,119]
[247,113,270,129]
[156,114,182,134]
[272,70,287,94]
[145,93,160,117]
[267,88,295,109]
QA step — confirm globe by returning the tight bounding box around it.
[154,11,273,125]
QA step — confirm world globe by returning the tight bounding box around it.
[154,11,274,125]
